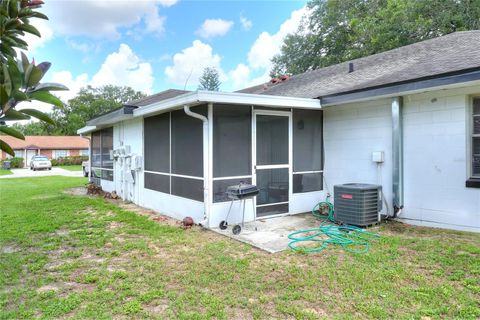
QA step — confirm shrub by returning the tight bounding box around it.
[1,157,24,168]
[51,155,88,166]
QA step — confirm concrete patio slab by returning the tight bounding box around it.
[211,213,321,253]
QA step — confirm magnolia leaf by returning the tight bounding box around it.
[7,59,22,90]
[17,24,41,37]
[3,108,31,121]
[29,91,63,107]
[37,62,51,75]
[24,63,33,87]
[12,90,28,101]
[0,125,25,140]
[0,139,15,157]
[30,11,48,20]
[2,64,12,95]
[21,52,29,72]
[0,86,7,106]
[26,65,42,87]
[19,108,54,125]
[32,82,68,92]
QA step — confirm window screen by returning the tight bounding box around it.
[213,178,252,203]
[101,127,113,169]
[473,98,480,177]
[171,105,206,177]
[293,109,323,172]
[144,113,170,173]
[213,105,251,177]
[91,131,101,167]
[256,115,289,165]
[145,172,170,194]
[171,176,203,201]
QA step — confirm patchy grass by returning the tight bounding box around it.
[57,165,82,172]
[0,176,479,319]
[0,169,13,176]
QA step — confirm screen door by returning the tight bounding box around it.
[253,111,290,217]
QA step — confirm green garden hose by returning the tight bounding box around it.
[288,194,380,253]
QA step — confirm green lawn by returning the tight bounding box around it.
[0,169,12,176]
[0,176,479,319]
[57,165,83,171]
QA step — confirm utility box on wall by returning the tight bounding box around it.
[334,183,382,226]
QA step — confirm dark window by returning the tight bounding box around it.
[171,176,203,201]
[293,172,323,193]
[144,113,170,173]
[293,109,323,172]
[213,178,252,203]
[171,105,206,177]
[101,127,113,169]
[91,131,101,167]
[144,172,170,194]
[213,105,251,177]
[473,98,480,178]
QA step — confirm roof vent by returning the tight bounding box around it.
[348,62,354,73]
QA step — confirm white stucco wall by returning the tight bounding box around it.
[324,85,480,232]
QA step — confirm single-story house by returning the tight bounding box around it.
[1,136,89,167]
[78,31,480,232]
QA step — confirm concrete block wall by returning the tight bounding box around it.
[324,85,480,232]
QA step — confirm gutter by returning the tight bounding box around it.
[391,97,404,217]
[183,105,210,227]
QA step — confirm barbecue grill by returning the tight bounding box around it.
[220,182,259,235]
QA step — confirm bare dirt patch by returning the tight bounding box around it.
[1,243,21,253]
[63,187,89,197]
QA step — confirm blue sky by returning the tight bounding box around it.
[26,0,308,107]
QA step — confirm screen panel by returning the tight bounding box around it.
[101,127,114,169]
[293,109,323,172]
[171,106,206,177]
[144,113,170,172]
[213,178,252,203]
[91,131,101,167]
[213,105,251,177]
[144,172,170,194]
[256,168,289,206]
[256,115,289,165]
[257,203,289,217]
[293,172,323,193]
[171,176,204,201]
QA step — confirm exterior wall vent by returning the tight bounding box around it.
[333,183,382,226]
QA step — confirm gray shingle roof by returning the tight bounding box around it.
[241,31,480,99]
[127,89,190,107]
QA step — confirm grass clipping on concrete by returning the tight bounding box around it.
[0,176,479,319]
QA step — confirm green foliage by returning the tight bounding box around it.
[198,67,221,91]
[12,85,146,136]
[0,0,47,63]
[0,0,67,156]
[1,156,24,168]
[271,0,480,76]
[50,155,88,166]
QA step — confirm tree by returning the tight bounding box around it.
[271,0,480,76]
[0,0,67,156]
[198,67,221,91]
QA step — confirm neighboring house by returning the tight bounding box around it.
[78,31,480,232]
[0,136,89,167]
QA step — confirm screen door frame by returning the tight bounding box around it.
[252,108,293,219]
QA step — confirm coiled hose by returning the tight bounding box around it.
[288,194,380,253]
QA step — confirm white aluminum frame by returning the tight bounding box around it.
[469,96,480,178]
[252,108,293,219]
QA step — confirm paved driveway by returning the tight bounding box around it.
[0,167,84,179]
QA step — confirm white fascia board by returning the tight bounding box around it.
[133,90,321,118]
[77,126,97,135]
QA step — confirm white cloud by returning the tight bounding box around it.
[165,40,226,87]
[227,7,307,90]
[196,19,234,39]
[240,15,252,31]
[248,7,306,71]
[44,0,175,39]
[91,44,154,93]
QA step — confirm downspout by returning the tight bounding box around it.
[184,105,209,227]
[392,97,404,217]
